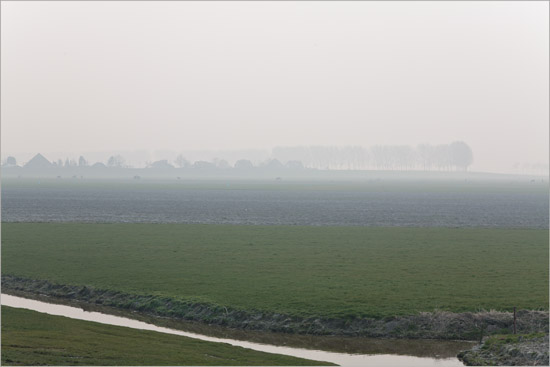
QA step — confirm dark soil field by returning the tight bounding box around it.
[2,179,548,228]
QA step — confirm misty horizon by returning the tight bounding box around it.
[1,2,549,364]
[1,1,548,175]
[2,141,549,176]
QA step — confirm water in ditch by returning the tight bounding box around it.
[2,294,473,366]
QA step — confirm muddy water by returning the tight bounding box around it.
[2,294,471,366]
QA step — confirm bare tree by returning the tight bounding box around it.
[214,159,230,169]
[417,144,434,170]
[107,155,125,168]
[174,154,190,168]
[64,158,77,167]
[78,156,88,167]
[449,141,473,171]
[235,159,254,169]
[434,145,452,171]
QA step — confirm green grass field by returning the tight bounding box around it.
[1,306,330,366]
[2,223,548,318]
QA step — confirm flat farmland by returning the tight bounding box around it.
[2,179,548,228]
[2,223,547,319]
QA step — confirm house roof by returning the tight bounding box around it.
[24,153,53,169]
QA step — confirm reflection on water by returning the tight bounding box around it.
[142,314,474,358]
[2,294,470,366]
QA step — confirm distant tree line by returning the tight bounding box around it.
[3,142,474,172]
[272,142,474,171]
[2,154,302,172]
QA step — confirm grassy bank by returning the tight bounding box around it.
[458,333,549,366]
[2,223,548,319]
[4,279,548,339]
[1,306,331,366]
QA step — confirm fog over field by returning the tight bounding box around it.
[2,179,548,228]
[1,1,548,175]
[1,3,549,366]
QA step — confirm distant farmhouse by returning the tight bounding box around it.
[24,153,53,169]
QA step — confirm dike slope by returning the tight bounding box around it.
[3,275,548,341]
[458,333,549,366]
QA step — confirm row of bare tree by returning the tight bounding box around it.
[272,142,474,171]
[3,142,473,171]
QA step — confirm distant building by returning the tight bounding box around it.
[149,160,174,169]
[24,153,53,169]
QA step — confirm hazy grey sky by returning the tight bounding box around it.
[1,1,548,174]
